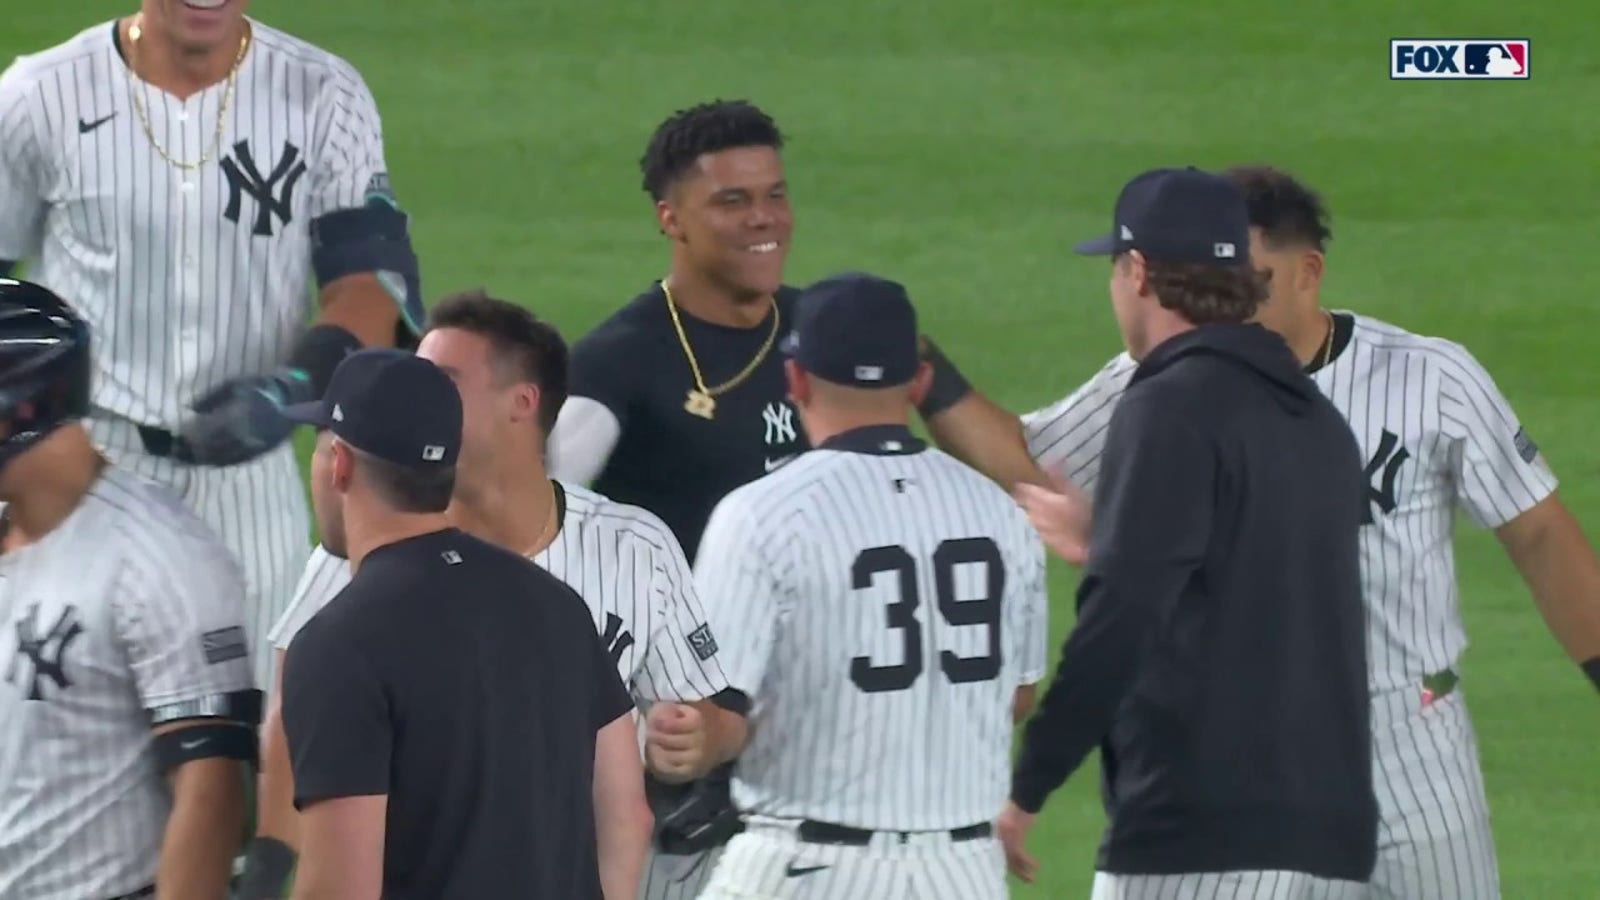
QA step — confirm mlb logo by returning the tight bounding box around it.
[1391,39,1530,80]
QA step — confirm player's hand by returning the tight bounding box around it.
[1014,473,1092,566]
[997,801,1040,883]
[180,369,316,466]
[645,702,709,783]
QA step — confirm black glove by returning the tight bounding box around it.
[180,368,315,466]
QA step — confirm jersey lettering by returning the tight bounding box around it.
[1363,429,1411,524]
[220,139,308,236]
[6,603,84,700]
[600,611,635,666]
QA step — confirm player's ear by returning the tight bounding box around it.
[1300,250,1326,290]
[784,359,808,405]
[512,382,540,425]
[1127,250,1153,298]
[656,200,682,242]
[907,361,934,409]
[330,439,356,493]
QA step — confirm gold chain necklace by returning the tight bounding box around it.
[125,15,250,171]
[663,281,779,420]
[1317,310,1335,369]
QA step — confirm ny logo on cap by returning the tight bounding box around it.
[422,445,445,461]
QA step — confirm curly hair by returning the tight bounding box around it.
[1143,260,1270,325]
[1223,165,1333,252]
[639,99,785,201]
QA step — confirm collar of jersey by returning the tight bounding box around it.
[818,424,926,456]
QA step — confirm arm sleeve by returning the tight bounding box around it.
[282,623,391,807]
[547,396,623,486]
[1011,396,1214,814]
[269,544,352,651]
[113,530,257,723]
[691,493,781,699]
[632,517,734,703]
[1436,343,1559,529]
[1021,353,1136,493]
[308,65,390,217]
[0,59,48,264]
[1009,519,1051,686]
[587,610,637,731]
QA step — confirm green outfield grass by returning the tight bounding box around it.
[11,1,1599,895]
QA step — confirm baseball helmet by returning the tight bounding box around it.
[0,278,91,475]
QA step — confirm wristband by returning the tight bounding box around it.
[917,336,973,416]
[235,836,297,900]
[1583,656,1600,693]
[288,323,363,397]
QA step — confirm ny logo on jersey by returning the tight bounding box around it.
[221,140,308,236]
[600,612,635,666]
[1363,429,1411,524]
[5,603,85,701]
[762,401,797,446]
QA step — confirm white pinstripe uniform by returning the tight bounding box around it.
[1025,313,1557,900]
[0,19,395,689]
[0,467,255,900]
[694,431,1049,900]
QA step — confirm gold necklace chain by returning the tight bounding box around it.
[663,280,779,419]
[125,15,250,171]
[1318,310,1335,369]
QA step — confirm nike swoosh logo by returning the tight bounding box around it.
[785,864,828,877]
[78,113,116,134]
[180,738,207,750]
[764,455,793,473]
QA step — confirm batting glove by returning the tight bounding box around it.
[180,368,315,466]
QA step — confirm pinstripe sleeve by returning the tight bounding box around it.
[114,523,257,723]
[269,544,352,651]
[1009,514,1050,685]
[634,519,733,703]
[1437,342,1559,529]
[692,489,782,698]
[308,64,389,216]
[1021,352,1136,493]
[0,58,48,264]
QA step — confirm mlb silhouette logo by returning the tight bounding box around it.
[1391,39,1530,80]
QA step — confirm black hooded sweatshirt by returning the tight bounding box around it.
[1012,323,1377,881]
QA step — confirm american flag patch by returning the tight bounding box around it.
[202,627,248,665]
[1513,427,1539,463]
[686,624,719,661]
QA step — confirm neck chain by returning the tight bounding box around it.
[125,14,251,171]
[1315,310,1336,370]
[521,481,560,558]
[662,280,780,420]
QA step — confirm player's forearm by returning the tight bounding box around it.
[1502,501,1600,671]
[316,274,404,348]
[595,799,651,900]
[924,392,1051,491]
[255,699,301,847]
[158,759,247,900]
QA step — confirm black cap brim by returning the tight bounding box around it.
[1074,233,1118,256]
[281,400,330,428]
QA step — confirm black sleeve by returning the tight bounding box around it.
[1010,393,1215,814]
[589,619,636,732]
[569,325,639,429]
[282,621,391,809]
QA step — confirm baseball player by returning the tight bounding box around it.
[239,290,745,899]
[0,279,261,900]
[1014,166,1600,898]
[690,272,1049,900]
[0,3,423,689]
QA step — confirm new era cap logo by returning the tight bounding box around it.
[1391,39,1529,79]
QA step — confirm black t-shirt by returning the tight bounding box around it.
[282,528,634,899]
[569,282,809,561]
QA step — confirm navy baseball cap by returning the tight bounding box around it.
[780,272,919,387]
[282,348,462,468]
[1075,167,1251,266]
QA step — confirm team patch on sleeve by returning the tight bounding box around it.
[201,627,248,665]
[686,623,719,661]
[1514,427,1540,463]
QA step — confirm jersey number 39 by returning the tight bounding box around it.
[850,537,1002,694]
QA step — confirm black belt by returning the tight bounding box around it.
[798,820,992,846]
[136,425,198,463]
[107,887,155,900]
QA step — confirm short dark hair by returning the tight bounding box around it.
[639,99,785,202]
[426,289,568,434]
[1223,165,1333,252]
[1138,258,1270,325]
[356,451,455,513]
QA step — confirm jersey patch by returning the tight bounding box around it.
[1513,427,1539,463]
[202,627,249,665]
[687,623,719,661]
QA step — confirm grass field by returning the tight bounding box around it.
[11,1,1600,896]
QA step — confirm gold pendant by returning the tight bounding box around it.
[684,389,716,419]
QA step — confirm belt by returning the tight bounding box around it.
[797,820,992,846]
[107,887,155,900]
[136,424,198,463]
[1422,668,1459,705]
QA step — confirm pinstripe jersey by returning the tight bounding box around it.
[0,18,389,432]
[1024,313,1559,693]
[0,466,255,900]
[694,426,1049,831]
[270,481,732,705]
